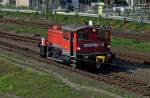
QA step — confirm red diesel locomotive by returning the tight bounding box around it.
[39,24,114,69]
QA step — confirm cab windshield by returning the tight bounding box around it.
[77,29,99,41]
[77,28,110,41]
[77,31,89,41]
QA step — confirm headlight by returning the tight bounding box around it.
[107,45,111,48]
[77,47,81,51]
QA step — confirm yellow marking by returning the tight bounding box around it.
[96,56,105,63]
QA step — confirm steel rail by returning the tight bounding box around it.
[0,32,150,96]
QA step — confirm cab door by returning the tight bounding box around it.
[70,32,74,56]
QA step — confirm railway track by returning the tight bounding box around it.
[0,17,49,28]
[0,17,150,41]
[112,29,150,42]
[0,30,149,64]
[0,30,40,44]
[112,48,150,64]
[0,31,150,96]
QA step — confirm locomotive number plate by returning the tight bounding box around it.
[84,43,98,47]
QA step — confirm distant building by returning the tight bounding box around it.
[114,0,150,6]
[16,0,30,7]
[9,0,16,5]
[30,0,42,9]
[79,0,99,4]
[60,0,79,10]
[16,0,43,9]
[0,0,9,5]
[79,0,150,6]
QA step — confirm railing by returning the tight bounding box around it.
[0,8,150,24]
[0,8,41,13]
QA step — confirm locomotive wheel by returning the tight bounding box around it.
[76,60,85,69]
[93,63,103,73]
[96,62,102,69]
[70,63,77,68]
[40,54,47,58]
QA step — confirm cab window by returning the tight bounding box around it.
[77,31,88,41]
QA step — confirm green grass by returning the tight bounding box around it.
[0,23,47,36]
[1,12,150,31]
[0,52,115,98]
[48,14,150,31]
[0,48,145,98]
[112,37,150,53]
[0,11,39,20]
[0,50,140,98]
[0,60,81,98]
[0,22,150,53]
[0,12,150,53]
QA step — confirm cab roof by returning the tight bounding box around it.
[62,24,91,32]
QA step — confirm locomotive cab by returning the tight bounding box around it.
[39,24,114,70]
[75,25,113,69]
